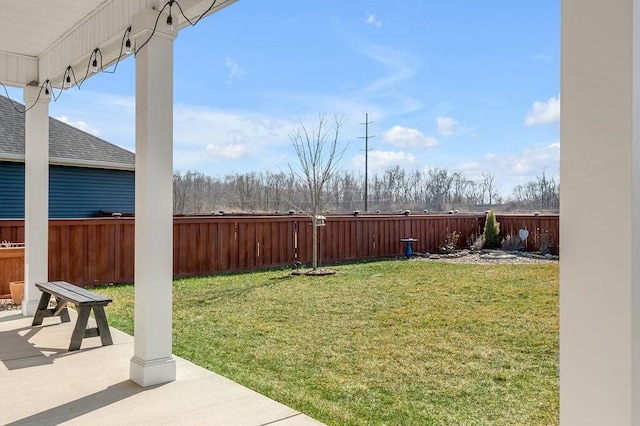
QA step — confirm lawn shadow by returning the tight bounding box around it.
[197,274,294,304]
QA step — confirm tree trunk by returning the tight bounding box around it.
[312,217,318,270]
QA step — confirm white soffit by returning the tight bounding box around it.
[0,0,236,88]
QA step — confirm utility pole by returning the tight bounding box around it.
[359,114,375,212]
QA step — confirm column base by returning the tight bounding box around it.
[130,356,176,387]
[21,299,40,317]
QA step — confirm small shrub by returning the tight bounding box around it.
[535,229,553,255]
[439,228,461,253]
[501,234,523,251]
[482,210,502,249]
[467,232,484,250]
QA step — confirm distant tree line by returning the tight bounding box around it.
[172,167,559,215]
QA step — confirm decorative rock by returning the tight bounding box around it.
[417,251,558,264]
[480,251,517,260]
[0,299,21,311]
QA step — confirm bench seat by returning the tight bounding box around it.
[32,281,113,351]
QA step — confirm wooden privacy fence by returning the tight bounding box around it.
[0,214,559,287]
[0,246,24,298]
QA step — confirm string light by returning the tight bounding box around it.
[0,0,224,113]
[62,66,72,89]
[134,1,172,56]
[167,0,175,30]
[174,0,219,26]
[45,79,65,102]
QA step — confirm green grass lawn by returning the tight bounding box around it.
[95,260,559,425]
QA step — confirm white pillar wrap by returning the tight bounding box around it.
[22,86,50,317]
[561,0,640,424]
[129,9,177,387]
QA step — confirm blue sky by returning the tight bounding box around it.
[7,0,560,195]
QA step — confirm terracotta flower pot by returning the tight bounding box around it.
[10,281,24,305]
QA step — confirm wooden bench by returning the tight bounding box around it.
[32,281,113,351]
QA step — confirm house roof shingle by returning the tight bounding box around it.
[0,94,134,170]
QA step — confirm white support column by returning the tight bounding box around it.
[561,0,640,424]
[22,86,50,317]
[129,9,177,387]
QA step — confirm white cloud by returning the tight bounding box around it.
[533,53,551,62]
[259,40,423,122]
[355,41,416,96]
[383,125,438,148]
[436,116,458,136]
[55,115,100,136]
[483,142,560,177]
[224,57,244,81]
[173,104,295,148]
[206,143,250,159]
[353,150,418,170]
[458,161,479,171]
[169,104,306,172]
[525,95,560,126]
[366,13,382,27]
[446,143,561,195]
[205,130,252,159]
[439,142,561,196]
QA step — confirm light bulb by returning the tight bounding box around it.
[92,58,98,73]
[167,14,173,30]
[125,39,132,55]
[65,75,72,89]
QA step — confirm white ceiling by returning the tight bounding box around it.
[0,0,107,57]
[0,0,236,88]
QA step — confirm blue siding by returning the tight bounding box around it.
[49,165,135,218]
[0,161,26,218]
[0,161,134,218]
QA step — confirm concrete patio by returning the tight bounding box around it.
[0,309,322,425]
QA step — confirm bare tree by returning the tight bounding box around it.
[509,167,559,212]
[173,172,186,214]
[425,168,453,211]
[173,170,218,214]
[289,113,347,270]
[481,171,499,206]
[172,163,558,215]
[450,172,473,209]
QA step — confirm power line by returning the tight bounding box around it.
[358,113,375,212]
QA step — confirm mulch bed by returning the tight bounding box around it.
[0,299,20,311]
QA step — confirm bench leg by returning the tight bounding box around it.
[69,307,91,351]
[31,291,52,326]
[54,298,70,323]
[93,306,113,347]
